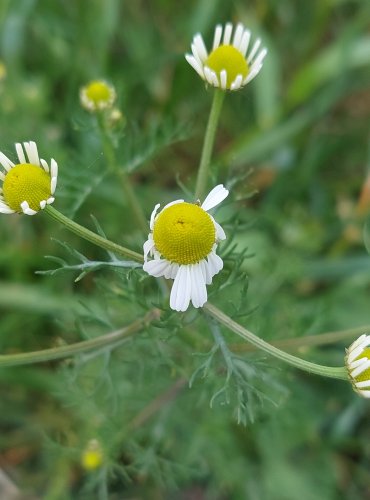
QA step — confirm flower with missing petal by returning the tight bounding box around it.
[0,141,58,216]
[80,79,116,112]
[185,22,267,91]
[143,185,228,312]
[345,334,370,398]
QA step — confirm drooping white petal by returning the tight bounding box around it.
[46,197,55,205]
[170,265,192,312]
[201,184,229,212]
[189,264,207,308]
[39,200,46,209]
[143,236,155,261]
[209,216,226,240]
[162,199,184,211]
[0,201,15,214]
[164,262,179,280]
[199,258,213,285]
[143,259,172,278]
[358,389,370,398]
[207,249,223,277]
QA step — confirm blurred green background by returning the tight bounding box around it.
[0,0,370,498]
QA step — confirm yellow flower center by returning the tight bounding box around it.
[354,347,370,384]
[85,81,113,105]
[153,202,215,265]
[3,163,51,212]
[206,45,249,88]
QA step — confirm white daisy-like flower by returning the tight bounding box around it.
[185,22,267,91]
[345,334,370,398]
[80,79,116,112]
[143,185,229,312]
[0,141,58,216]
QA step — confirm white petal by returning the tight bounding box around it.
[143,236,155,261]
[349,334,368,352]
[143,259,172,278]
[20,201,37,216]
[190,264,207,308]
[40,158,50,173]
[193,34,208,62]
[199,258,212,285]
[358,389,370,398]
[355,380,370,388]
[170,265,191,312]
[351,359,370,379]
[213,24,223,50]
[149,203,161,230]
[185,54,205,78]
[204,66,216,86]
[220,70,227,89]
[348,340,370,364]
[0,171,5,180]
[46,197,55,205]
[39,200,46,209]
[201,184,229,211]
[0,152,14,171]
[24,141,40,166]
[230,74,243,91]
[15,143,26,164]
[223,23,233,45]
[164,262,179,280]
[162,199,184,211]
[0,201,15,214]
[247,38,261,64]
[210,216,226,240]
[232,23,244,49]
[207,250,223,277]
[239,30,251,57]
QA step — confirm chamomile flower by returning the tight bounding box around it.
[143,185,229,312]
[0,141,58,216]
[185,22,267,91]
[80,79,116,112]
[345,334,370,398]
[81,439,104,471]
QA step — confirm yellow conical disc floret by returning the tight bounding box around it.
[85,81,111,105]
[3,163,51,212]
[153,203,216,265]
[206,45,249,88]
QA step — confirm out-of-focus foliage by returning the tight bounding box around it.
[0,0,370,498]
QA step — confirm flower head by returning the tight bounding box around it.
[0,142,58,215]
[81,439,103,471]
[185,22,267,91]
[143,185,228,312]
[80,79,116,112]
[345,334,370,398]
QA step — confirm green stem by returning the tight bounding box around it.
[44,205,143,263]
[204,303,348,380]
[195,89,225,200]
[96,113,148,233]
[0,309,159,367]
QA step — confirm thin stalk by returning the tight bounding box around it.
[204,302,348,380]
[0,309,159,367]
[195,89,225,200]
[96,113,148,233]
[44,205,143,263]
